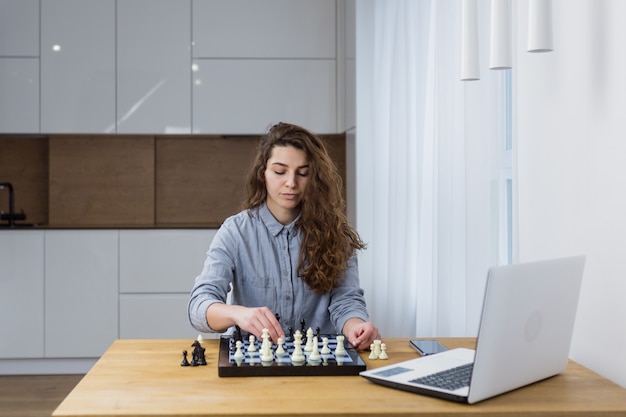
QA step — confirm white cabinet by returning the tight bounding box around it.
[41,0,115,133]
[0,58,40,132]
[0,0,40,133]
[117,0,191,133]
[120,294,201,339]
[1,0,345,134]
[192,59,336,134]
[192,0,338,134]
[119,229,216,339]
[44,230,119,357]
[0,0,39,56]
[0,231,44,358]
[192,0,335,58]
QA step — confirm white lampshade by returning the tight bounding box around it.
[489,0,512,70]
[527,0,553,52]
[461,0,480,81]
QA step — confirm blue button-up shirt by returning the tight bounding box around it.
[188,203,369,335]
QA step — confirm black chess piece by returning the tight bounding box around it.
[181,350,190,366]
[300,318,306,333]
[191,341,203,366]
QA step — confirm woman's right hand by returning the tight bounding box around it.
[206,303,285,343]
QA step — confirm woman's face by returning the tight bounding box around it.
[264,145,309,225]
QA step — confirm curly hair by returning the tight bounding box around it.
[244,122,366,294]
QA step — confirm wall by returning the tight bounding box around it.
[514,0,626,388]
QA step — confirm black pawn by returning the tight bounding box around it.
[181,350,190,366]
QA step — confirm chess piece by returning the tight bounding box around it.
[373,339,382,359]
[275,337,286,358]
[307,336,321,363]
[304,328,315,352]
[334,335,346,356]
[181,350,190,366]
[379,343,389,360]
[300,319,306,334]
[320,337,331,354]
[369,343,378,360]
[291,336,305,365]
[233,341,245,360]
[260,329,273,363]
[247,335,257,352]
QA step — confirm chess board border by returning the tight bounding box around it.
[217,334,367,377]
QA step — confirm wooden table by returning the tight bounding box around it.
[53,338,626,417]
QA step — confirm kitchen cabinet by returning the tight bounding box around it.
[44,230,119,357]
[41,0,115,133]
[0,231,45,358]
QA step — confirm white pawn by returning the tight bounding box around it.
[233,340,244,360]
[275,337,286,357]
[320,337,331,354]
[373,339,382,358]
[379,343,389,360]
[369,343,378,359]
[247,335,256,352]
[334,335,346,356]
[308,336,321,362]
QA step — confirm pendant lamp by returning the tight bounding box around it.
[461,0,480,80]
[527,0,553,52]
[489,0,512,70]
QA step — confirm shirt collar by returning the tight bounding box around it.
[259,202,299,237]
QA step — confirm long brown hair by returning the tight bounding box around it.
[244,122,366,293]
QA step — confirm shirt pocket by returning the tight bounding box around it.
[239,274,275,307]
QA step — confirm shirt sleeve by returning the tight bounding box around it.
[187,221,237,333]
[328,255,370,333]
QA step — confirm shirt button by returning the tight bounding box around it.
[286,295,291,300]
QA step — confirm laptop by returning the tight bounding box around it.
[360,255,586,404]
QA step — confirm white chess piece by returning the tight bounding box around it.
[233,340,244,360]
[320,337,331,354]
[373,339,382,358]
[291,337,305,364]
[334,335,346,356]
[308,336,321,362]
[275,337,286,357]
[260,328,271,352]
[379,343,388,360]
[369,343,378,359]
[247,335,256,352]
[304,327,315,352]
[260,344,273,363]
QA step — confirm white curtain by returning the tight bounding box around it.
[356,0,507,338]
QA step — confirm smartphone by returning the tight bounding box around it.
[409,339,448,356]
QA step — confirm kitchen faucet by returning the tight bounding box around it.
[0,182,26,227]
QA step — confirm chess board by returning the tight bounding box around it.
[217,334,367,377]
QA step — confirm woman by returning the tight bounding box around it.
[188,122,380,350]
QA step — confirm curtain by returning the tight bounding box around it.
[356,0,507,338]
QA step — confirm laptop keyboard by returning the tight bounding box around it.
[409,363,474,391]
